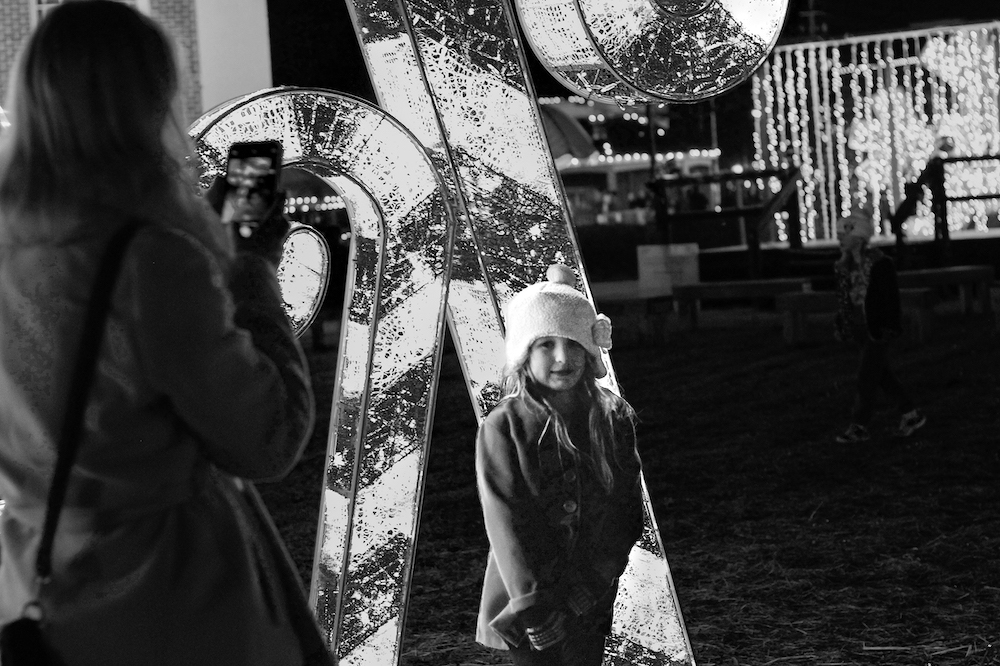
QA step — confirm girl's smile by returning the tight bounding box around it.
[527,336,586,392]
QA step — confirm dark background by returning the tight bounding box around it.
[255,5,1000,663]
[265,0,1000,165]
[266,0,1000,101]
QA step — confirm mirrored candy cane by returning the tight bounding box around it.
[192,87,456,664]
[344,0,719,663]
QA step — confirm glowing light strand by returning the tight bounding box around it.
[794,48,814,242]
[819,47,837,237]
[753,22,1000,240]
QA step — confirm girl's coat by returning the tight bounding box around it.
[475,390,644,649]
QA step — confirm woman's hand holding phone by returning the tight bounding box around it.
[207,141,289,268]
[233,191,289,267]
[206,175,289,268]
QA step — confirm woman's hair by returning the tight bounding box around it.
[0,0,196,221]
[502,353,636,493]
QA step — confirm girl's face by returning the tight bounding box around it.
[527,336,586,392]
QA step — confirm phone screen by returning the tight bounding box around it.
[221,152,278,226]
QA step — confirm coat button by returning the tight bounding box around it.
[562,500,578,513]
[563,470,577,482]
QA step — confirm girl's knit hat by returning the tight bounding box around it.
[503,264,613,379]
[836,197,876,242]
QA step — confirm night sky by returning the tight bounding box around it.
[265,0,1000,163]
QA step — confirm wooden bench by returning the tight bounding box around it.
[896,265,995,314]
[775,288,938,345]
[671,278,812,328]
[590,281,673,347]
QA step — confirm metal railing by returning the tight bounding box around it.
[889,154,1000,267]
[647,165,800,278]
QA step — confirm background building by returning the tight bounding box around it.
[0,0,272,124]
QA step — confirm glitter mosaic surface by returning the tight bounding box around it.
[277,224,331,335]
[192,88,454,664]
[517,0,787,104]
[347,0,694,663]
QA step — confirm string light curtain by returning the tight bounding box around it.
[752,22,1000,242]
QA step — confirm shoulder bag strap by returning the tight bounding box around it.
[35,221,143,581]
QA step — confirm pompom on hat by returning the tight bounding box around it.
[503,264,612,379]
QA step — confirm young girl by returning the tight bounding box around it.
[475,264,645,666]
[833,207,926,443]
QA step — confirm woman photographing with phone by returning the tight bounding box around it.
[0,2,327,664]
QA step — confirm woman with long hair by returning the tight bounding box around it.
[0,2,318,664]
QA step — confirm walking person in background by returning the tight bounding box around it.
[475,264,644,666]
[833,201,926,444]
[0,2,325,664]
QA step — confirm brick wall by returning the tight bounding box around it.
[151,0,203,124]
[0,0,203,123]
[0,2,31,102]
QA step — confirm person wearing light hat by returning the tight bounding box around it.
[474,264,645,665]
[833,201,926,443]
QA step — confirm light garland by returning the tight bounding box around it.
[284,194,347,215]
[562,148,721,170]
[754,23,1000,241]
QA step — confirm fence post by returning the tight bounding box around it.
[926,157,950,266]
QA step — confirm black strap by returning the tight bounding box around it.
[35,222,143,580]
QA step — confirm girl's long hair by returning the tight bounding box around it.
[0,0,228,256]
[502,357,636,493]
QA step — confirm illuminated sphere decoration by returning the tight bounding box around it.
[516,0,789,104]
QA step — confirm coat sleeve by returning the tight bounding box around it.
[865,257,902,340]
[833,263,857,342]
[476,414,560,625]
[127,227,314,482]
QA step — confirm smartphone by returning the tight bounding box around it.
[221,141,283,234]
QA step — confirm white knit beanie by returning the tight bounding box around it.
[502,264,612,379]
[836,199,875,242]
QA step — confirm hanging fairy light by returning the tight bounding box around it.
[753,22,1000,241]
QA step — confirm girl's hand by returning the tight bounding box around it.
[525,610,568,651]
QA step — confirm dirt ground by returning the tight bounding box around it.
[258,299,1000,666]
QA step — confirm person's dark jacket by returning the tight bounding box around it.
[864,255,902,340]
[835,248,902,342]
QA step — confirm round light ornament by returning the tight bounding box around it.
[516,0,790,104]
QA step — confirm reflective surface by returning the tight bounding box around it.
[517,0,788,104]
[277,224,331,336]
[192,88,454,664]
[349,0,694,663]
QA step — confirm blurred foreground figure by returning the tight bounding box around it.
[832,200,926,444]
[0,2,321,664]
